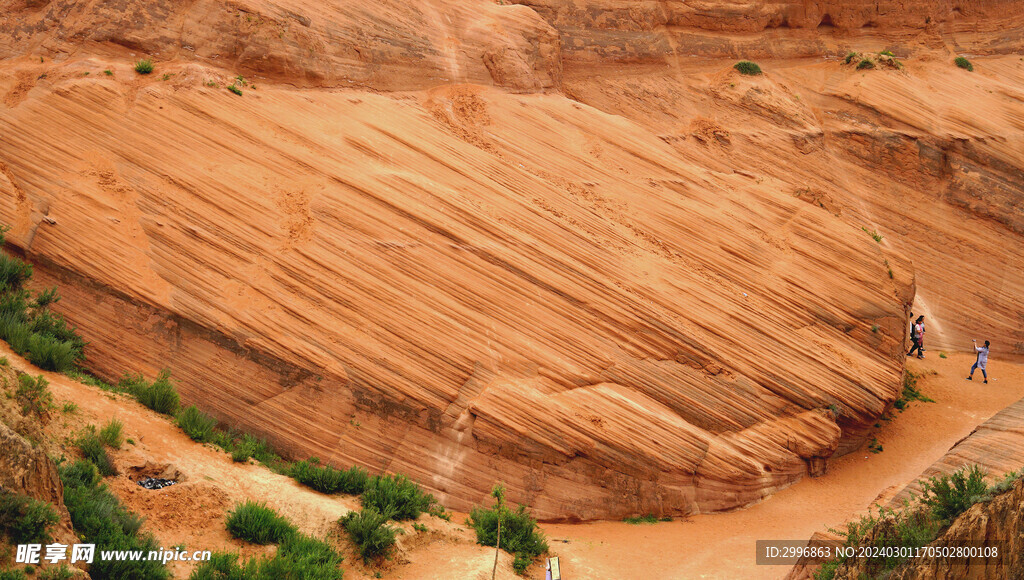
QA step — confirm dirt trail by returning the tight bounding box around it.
[541,353,1024,579]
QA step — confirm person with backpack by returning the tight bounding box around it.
[967,340,990,383]
[907,315,925,359]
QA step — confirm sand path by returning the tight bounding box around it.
[541,353,1024,579]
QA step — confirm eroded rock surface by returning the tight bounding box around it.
[0,0,1022,519]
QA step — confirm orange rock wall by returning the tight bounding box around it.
[1,0,1022,519]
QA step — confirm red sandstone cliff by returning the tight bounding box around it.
[0,0,1021,519]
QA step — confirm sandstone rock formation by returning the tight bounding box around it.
[0,0,1021,519]
[888,396,1024,507]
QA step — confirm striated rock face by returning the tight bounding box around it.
[514,0,1024,61]
[0,0,1022,520]
[0,74,909,518]
[0,0,562,91]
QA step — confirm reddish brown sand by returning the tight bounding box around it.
[542,353,1024,579]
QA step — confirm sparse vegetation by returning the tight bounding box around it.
[15,373,53,418]
[38,567,75,580]
[341,507,401,562]
[939,352,947,359]
[99,418,124,449]
[954,56,973,71]
[857,58,875,70]
[176,405,218,442]
[76,426,117,476]
[227,84,243,96]
[0,490,59,544]
[468,485,548,576]
[122,369,180,415]
[871,324,879,333]
[60,460,169,579]
[623,513,660,524]
[861,226,883,242]
[867,437,883,453]
[0,227,86,373]
[134,59,154,74]
[733,60,762,75]
[225,500,296,545]
[844,52,858,64]
[815,464,1023,579]
[894,370,934,411]
[361,473,437,521]
[103,69,113,76]
[191,533,343,579]
[880,50,895,57]
[292,458,370,495]
[62,401,78,413]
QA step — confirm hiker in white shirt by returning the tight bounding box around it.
[966,340,990,384]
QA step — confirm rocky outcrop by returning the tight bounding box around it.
[0,0,562,91]
[888,397,1024,507]
[514,0,1024,62]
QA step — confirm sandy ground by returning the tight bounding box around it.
[540,352,1024,579]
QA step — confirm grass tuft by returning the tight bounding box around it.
[134,59,154,74]
[176,405,217,442]
[341,507,401,562]
[225,500,296,545]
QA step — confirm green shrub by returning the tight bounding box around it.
[26,333,78,372]
[844,52,858,64]
[0,491,59,544]
[190,536,343,579]
[269,531,344,578]
[857,59,875,70]
[919,465,989,524]
[225,500,296,545]
[227,85,243,96]
[0,571,27,580]
[16,373,53,418]
[98,418,124,449]
[134,59,154,74]
[59,460,168,579]
[62,401,78,413]
[231,445,252,463]
[0,252,32,291]
[622,513,658,524]
[341,508,400,562]
[132,369,180,415]
[177,405,217,442]
[468,486,547,563]
[733,61,762,75]
[293,459,369,495]
[512,552,531,575]
[361,473,435,521]
[76,427,117,476]
[954,56,973,71]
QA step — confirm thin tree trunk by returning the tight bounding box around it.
[492,515,502,580]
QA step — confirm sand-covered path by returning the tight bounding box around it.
[541,353,1024,579]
